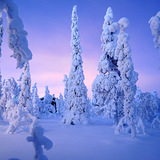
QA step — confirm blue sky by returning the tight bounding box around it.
[1,0,160,98]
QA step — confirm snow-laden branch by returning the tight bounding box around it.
[149,11,160,52]
[0,0,32,68]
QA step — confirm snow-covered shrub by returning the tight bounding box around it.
[6,106,37,134]
[0,77,19,120]
[27,125,53,160]
[151,115,160,129]
[92,7,123,125]
[136,91,159,123]
[3,99,18,123]
[0,0,32,68]
[149,11,160,51]
[18,62,33,113]
[63,5,88,125]
[115,17,139,138]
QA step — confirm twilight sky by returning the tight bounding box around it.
[1,0,160,98]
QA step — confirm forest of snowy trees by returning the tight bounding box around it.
[0,0,160,144]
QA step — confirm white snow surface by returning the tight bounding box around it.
[0,117,160,160]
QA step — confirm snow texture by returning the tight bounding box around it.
[0,0,32,68]
[1,118,160,160]
[63,5,88,125]
[149,11,160,51]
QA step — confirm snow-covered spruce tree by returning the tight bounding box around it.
[0,0,32,68]
[92,7,123,125]
[44,86,53,105]
[149,11,160,52]
[114,18,143,138]
[43,86,54,114]
[56,93,64,117]
[32,83,40,118]
[18,62,33,114]
[63,5,88,125]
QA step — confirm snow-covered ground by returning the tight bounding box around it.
[0,117,160,160]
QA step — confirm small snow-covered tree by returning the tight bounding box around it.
[1,77,19,121]
[3,99,18,123]
[43,86,54,114]
[63,5,88,125]
[136,91,159,123]
[6,103,37,134]
[32,83,40,118]
[0,79,12,116]
[0,0,32,68]
[115,18,139,138]
[152,116,160,129]
[18,62,33,113]
[63,74,68,112]
[7,77,19,100]
[149,11,160,52]
[56,93,64,116]
[92,7,123,125]
[44,86,52,105]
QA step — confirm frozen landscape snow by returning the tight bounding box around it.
[0,117,160,160]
